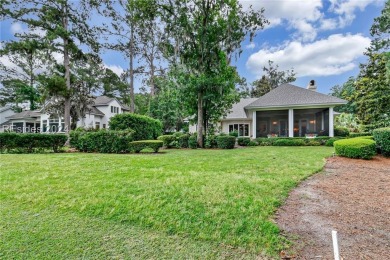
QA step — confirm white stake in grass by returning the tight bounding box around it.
[332,230,340,260]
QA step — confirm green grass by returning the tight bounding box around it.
[0,147,333,259]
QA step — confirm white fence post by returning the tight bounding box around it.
[332,230,340,260]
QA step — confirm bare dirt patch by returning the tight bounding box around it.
[276,156,390,259]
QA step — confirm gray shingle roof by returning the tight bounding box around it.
[224,98,258,119]
[94,96,130,111]
[245,83,347,109]
[6,110,41,120]
[0,106,12,113]
[87,106,105,116]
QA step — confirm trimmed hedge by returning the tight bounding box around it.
[273,139,306,146]
[373,127,390,156]
[237,137,251,146]
[0,133,67,153]
[349,132,371,138]
[205,135,218,149]
[255,137,329,146]
[157,135,176,148]
[325,137,345,147]
[216,135,236,149]
[109,113,162,141]
[188,135,197,149]
[129,140,163,153]
[70,129,134,153]
[334,138,376,159]
[334,127,350,137]
[178,134,189,148]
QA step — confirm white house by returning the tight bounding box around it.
[190,82,347,138]
[0,96,130,133]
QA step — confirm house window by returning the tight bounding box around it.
[102,124,106,129]
[95,122,100,129]
[111,106,114,113]
[229,124,249,136]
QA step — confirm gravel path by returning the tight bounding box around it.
[276,156,390,259]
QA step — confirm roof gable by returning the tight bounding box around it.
[225,98,257,119]
[245,83,347,109]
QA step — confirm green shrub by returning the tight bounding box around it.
[325,137,345,147]
[70,130,134,153]
[248,140,258,146]
[178,134,189,148]
[255,137,274,146]
[129,140,163,153]
[334,138,376,159]
[188,135,198,149]
[314,136,331,145]
[0,133,67,153]
[237,137,251,146]
[216,135,236,149]
[349,132,371,138]
[205,135,217,149]
[334,126,349,137]
[109,113,162,141]
[373,127,390,156]
[157,135,176,148]
[306,140,321,146]
[229,131,239,137]
[273,139,306,146]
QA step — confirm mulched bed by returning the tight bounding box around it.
[276,155,390,259]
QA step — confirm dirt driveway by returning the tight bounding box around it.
[276,156,390,259]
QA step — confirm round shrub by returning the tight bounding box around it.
[178,134,189,148]
[157,135,176,148]
[373,127,390,157]
[216,135,236,149]
[237,137,251,146]
[273,139,305,146]
[188,135,197,149]
[205,135,217,149]
[334,138,376,159]
[334,127,349,137]
[109,113,162,141]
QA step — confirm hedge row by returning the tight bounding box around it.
[0,133,67,153]
[255,137,331,146]
[109,113,162,141]
[216,136,236,149]
[334,138,376,160]
[70,129,135,153]
[373,127,390,156]
[129,140,163,153]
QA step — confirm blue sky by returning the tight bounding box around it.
[0,0,386,95]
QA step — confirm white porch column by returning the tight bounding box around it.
[252,111,257,138]
[288,109,294,137]
[329,107,334,137]
[23,121,26,133]
[321,111,325,130]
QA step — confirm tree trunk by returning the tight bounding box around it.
[197,91,204,148]
[63,3,71,134]
[129,23,135,113]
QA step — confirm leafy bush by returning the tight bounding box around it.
[70,130,134,153]
[314,136,331,145]
[178,134,189,148]
[237,137,251,146]
[325,137,345,147]
[255,137,274,146]
[373,127,390,156]
[334,126,349,137]
[157,135,176,148]
[306,140,321,146]
[273,139,306,146]
[129,140,163,153]
[349,132,371,138]
[188,135,197,149]
[334,138,376,159]
[109,113,162,141]
[229,130,239,137]
[248,140,258,146]
[205,135,218,149]
[216,135,236,149]
[0,133,67,153]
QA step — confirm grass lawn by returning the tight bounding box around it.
[0,147,333,259]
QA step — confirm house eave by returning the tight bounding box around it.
[245,102,347,110]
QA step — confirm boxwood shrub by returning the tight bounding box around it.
[109,113,162,141]
[325,137,345,147]
[349,132,371,138]
[216,135,236,149]
[0,133,67,153]
[205,135,218,149]
[129,140,163,153]
[334,126,350,137]
[157,135,176,148]
[373,127,390,156]
[178,134,189,148]
[70,130,134,153]
[334,138,376,159]
[273,138,306,146]
[237,137,251,146]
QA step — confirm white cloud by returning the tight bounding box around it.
[246,34,371,77]
[104,64,124,76]
[245,42,256,49]
[10,22,24,34]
